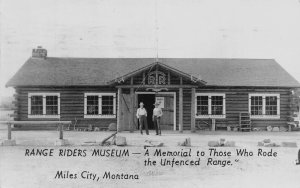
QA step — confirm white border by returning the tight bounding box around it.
[28,93,60,119]
[195,93,226,119]
[135,92,176,131]
[248,93,280,119]
[84,93,116,119]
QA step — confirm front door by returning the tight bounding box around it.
[138,94,155,129]
[121,93,131,131]
[155,93,174,130]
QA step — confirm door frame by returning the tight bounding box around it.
[135,91,176,131]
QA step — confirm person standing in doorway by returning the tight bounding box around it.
[136,102,149,135]
[153,101,163,135]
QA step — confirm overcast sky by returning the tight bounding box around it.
[1,0,300,97]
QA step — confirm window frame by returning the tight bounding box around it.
[195,93,226,119]
[84,93,116,119]
[248,93,280,119]
[28,93,60,118]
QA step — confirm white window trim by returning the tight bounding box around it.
[195,93,226,119]
[28,93,60,119]
[248,93,280,119]
[84,93,116,119]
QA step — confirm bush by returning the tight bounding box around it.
[108,123,117,131]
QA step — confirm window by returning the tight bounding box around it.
[249,94,280,119]
[102,96,114,115]
[46,96,58,115]
[84,93,116,118]
[28,93,60,118]
[250,96,263,115]
[31,96,43,115]
[211,96,223,115]
[87,96,99,115]
[266,96,278,115]
[196,93,226,118]
[197,96,208,115]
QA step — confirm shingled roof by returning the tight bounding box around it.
[6,57,300,87]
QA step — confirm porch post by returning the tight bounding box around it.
[7,123,12,140]
[179,88,183,133]
[130,88,135,133]
[117,88,122,132]
[191,88,196,132]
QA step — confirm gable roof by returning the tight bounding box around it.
[106,61,207,85]
[6,57,300,87]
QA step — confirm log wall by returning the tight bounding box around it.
[194,87,293,130]
[14,86,294,131]
[14,87,117,130]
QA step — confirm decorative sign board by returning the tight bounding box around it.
[147,71,167,85]
[155,97,164,108]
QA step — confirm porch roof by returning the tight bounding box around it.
[6,57,300,87]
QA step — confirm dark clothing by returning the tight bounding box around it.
[153,116,161,135]
[138,115,149,134]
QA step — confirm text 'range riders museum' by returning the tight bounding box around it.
[6,47,300,132]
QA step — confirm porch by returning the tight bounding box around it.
[113,62,204,132]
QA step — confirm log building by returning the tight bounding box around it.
[6,47,300,131]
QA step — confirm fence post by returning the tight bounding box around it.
[211,119,216,131]
[59,124,63,139]
[8,123,11,140]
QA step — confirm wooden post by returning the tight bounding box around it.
[143,72,146,85]
[211,119,216,131]
[130,76,134,85]
[59,124,63,139]
[7,123,11,140]
[155,65,158,85]
[134,92,138,130]
[117,88,122,132]
[191,88,196,132]
[130,88,135,133]
[179,88,183,133]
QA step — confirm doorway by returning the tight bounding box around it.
[137,92,176,130]
[138,94,155,129]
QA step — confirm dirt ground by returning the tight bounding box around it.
[1,130,300,188]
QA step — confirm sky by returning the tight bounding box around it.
[1,0,300,97]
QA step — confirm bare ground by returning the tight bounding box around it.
[1,130,300,188]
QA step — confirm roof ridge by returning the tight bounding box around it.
[39,57,276,60]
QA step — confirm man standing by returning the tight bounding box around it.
[136,102,149,135]
[153,101,163,135]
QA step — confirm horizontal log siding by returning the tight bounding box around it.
[133,74,143,85]
[195,88,292,130]
[15,87,117,130]
[170,74,180,85]
[176,90,179,130]
[13,86,293,131]
[13,89,21,121]
[183,88,192,130]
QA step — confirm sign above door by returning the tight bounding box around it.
[147,71,167,85]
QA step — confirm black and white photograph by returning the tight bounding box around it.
[1,0,300,187]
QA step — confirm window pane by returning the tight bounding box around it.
[211,96,223,115]
[102,96,114,115]
[46,96,58,115]
[196,96,208,115]
[87,96,98,115]
[251,96,263,115]
[266,96,277,115]
[31,96,43,115]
